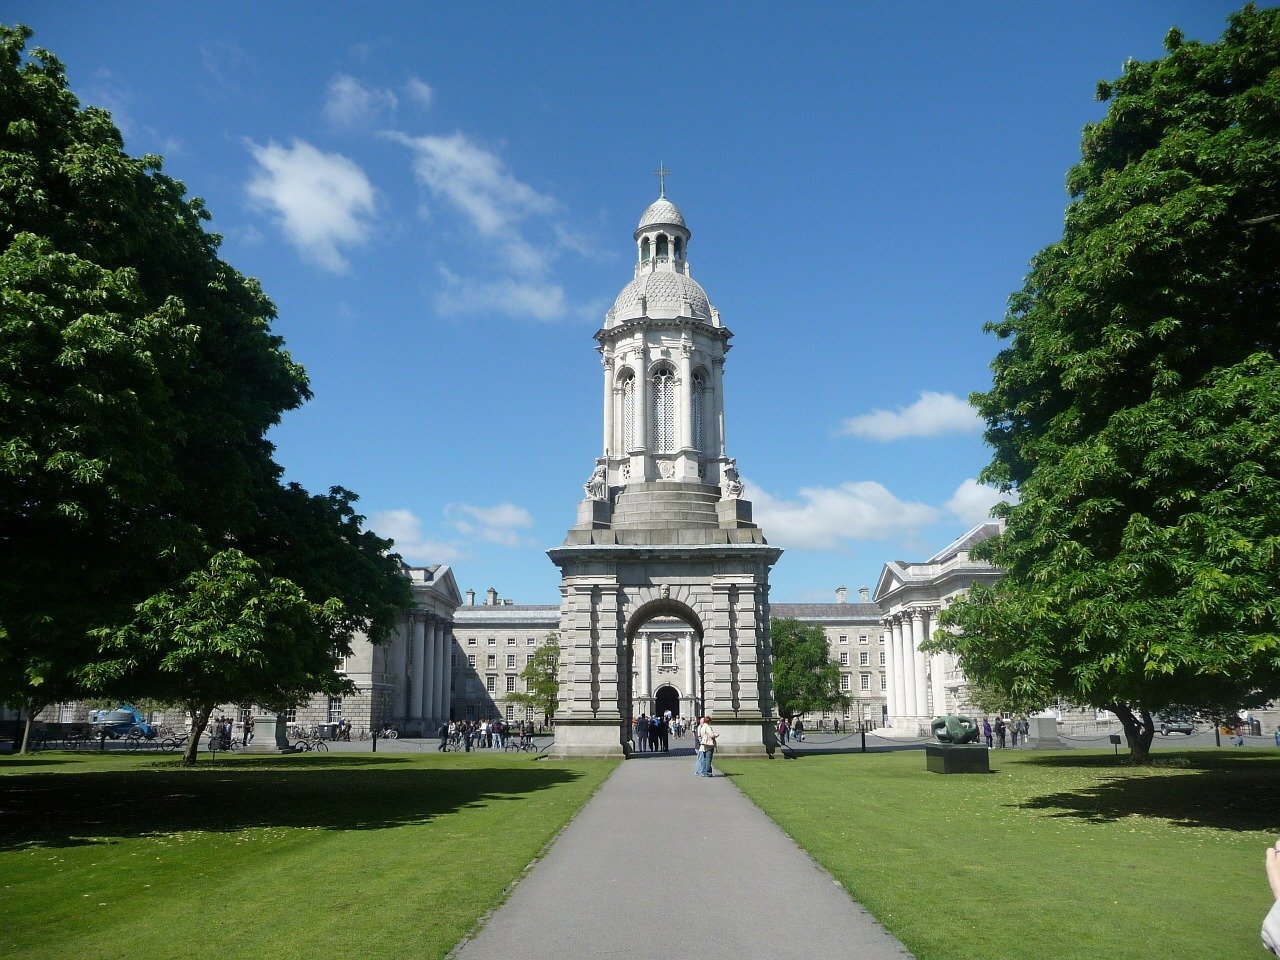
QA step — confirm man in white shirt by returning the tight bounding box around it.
[1265,838,1280,955]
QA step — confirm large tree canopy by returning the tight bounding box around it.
[0,26,409,749]
[937,6,1280,760]
[769,618,848,722]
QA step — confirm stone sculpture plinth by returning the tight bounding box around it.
[925,714,989,773]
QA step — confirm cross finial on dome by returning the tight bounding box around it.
[653,161,670,199]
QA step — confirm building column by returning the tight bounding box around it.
[410,615,426,725]
[634,344,650,480]
[684,634,697,716]
[892,615,911,719]
[925,607,946,717]
[910,609,930,720]
[421,617,436,722]
[441,630,453,721]
[433,621,446,723]
[602,354,614,457]
[639,633,652,712]
[711,356,726,458]
[882,626,898,722]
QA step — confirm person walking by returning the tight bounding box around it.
[982,717,993,748]
[778,717,789,746]
[696,715,718,777]
[659,714,670,753]
[995,717,1007,748]
[241,714,254,746]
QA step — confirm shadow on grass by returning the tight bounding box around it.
[1017,750,1280,832]
[0,754,589,851]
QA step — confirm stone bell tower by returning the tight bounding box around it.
[548,182,782,758]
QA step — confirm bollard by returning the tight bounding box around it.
[372,729,378,754]
[861,727,867,753]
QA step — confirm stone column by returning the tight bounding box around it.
[602,354,614,457]
[910,609,929,720]
[421,617,436,722]
[596,587,622,721]
[925,608,946,717]
[882,626,898,722]
[410,614,426,726]
[433,621,447,724]
[639,632,652,712]
[706,582,736,717]
[711,356,726,457]
[892,616,911,719]
[635,344,649,455]
[684,634,696,715]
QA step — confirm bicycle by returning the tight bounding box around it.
[292,735,328,752]
[207,733,239,755]
[504,736,538,753]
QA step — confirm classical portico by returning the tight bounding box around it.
[874,522,1003,735]
[550,189,781,758]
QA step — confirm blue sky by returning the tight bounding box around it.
[14,2,1244,603]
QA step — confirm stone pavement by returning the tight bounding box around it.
[450,751,914,960]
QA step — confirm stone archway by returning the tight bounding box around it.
[653,685,680,720]
[547,543,782,758]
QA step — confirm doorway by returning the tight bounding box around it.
[654,685,680,720]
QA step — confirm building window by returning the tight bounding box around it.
[859,634,868,644]
[486,675,496,693]
[506,705,515,720]
[527,637,536,645]
[839,652,849,666]
[692,371,706,453]
[285,706,297,723]
[450,677,455,692]
[488,638,496,646]
[652,366,676,453]
[487,654,496,669]
[468,638,476,646]
[661,642,675,666]
[840,675,851,692]
[881,674,887,691]
[506,675,516,692]
[838,634,848,644]
[859,651,869,666]
[860,674,871,691]
[507,654,516,668]
[526,654,534,665]
[879,651,886,666]
[467,654,476,668]
[328,696,342,722]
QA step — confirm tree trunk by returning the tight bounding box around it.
[182,703,214,766]
[1111,703,1155,762]
[18,698,44,755]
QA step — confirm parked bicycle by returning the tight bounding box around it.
[292,735,329,752]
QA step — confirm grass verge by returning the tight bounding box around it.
[718,748,1279,960]
[0,750,618,960]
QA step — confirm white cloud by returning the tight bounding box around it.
[446,503,535,547]
[388,131,556,274]
[369,509,466,565]
[323,74,398,129]
[404,77,435,110]
[245,139,376,272]
[840,391,981,441]
[945,479,1017,526]
[750,480,940,551]
[435,271,568,322]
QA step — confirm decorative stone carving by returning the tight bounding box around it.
[661,584,670,600]
[658,459,675,479]
[583,459,607,501]
[721,458,744,500]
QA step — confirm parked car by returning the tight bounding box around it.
[1157,716,1195,736]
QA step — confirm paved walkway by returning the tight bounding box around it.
[451,751,914,960]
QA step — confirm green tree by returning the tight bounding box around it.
[505,636,560,728]
[936,6,1280,762]
[0,26,409,751]
[769,618,848,721]
[87,550,347,764]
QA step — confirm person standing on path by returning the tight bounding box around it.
[241,715,253,747]
[982,716,993,748]
[777,716,789,746]
[696,715,718,777]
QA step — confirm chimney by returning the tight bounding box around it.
[466,589,475,606]
[486,586,498,606]
[859,585,869,603]
[835,586,846,605]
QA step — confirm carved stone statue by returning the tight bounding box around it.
[583,460,607,501]
[721,459,744,500]
[931,714,980,744]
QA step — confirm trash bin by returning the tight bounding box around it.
[1249,718,1261,736]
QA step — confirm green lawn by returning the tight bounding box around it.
[0,750,617,960]
[718,748,1280,960]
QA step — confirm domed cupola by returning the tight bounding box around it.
[633,180,692,279]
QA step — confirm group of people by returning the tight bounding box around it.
[208,715,246,749]
[981,715,1029,748]
[438,718,534,751]
[632,713,680,752]
[776,717,805,745]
